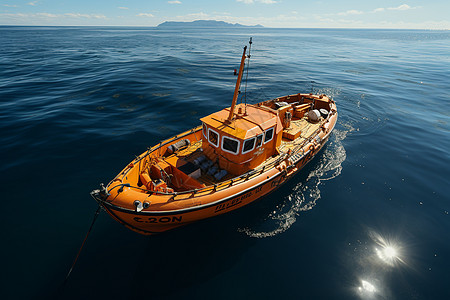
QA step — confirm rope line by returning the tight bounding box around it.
[64,205,101,284]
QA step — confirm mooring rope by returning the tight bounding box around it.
[63,205,101,284]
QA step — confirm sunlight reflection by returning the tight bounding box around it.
[375,245,399,265]
[353,230,409,299]
[359,280,376,293]
[370,231,405,266]
[357,279,380,299]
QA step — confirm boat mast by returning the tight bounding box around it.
[227,45,247,122]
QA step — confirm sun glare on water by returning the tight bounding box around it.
[372,233,405,267]
[353,231,409,299]
[375,245,400,265]
[359,280,376,293]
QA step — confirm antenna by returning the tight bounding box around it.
[243,37,252,114]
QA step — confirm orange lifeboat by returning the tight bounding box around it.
[91,40,338,235]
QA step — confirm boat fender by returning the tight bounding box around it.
[214,169,228,181]
[319,108,329,118]
[308,110,321,123]
[200,159,213,171]
[207,165,218,176]
[275,101,289,109]
[194,155,206,166]
[167,139,191,155]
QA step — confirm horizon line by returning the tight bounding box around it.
[0,24,448,30]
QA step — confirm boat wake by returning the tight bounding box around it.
[238,125,352,238]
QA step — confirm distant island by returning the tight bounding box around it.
[157,20,264,28]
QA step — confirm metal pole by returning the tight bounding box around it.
[227,45,247,122]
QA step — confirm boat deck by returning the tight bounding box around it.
[159,116,323,188]
[279,118,322,152]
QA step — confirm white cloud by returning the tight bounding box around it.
[178,12,209,19]
[213,11,231,15]
[337,10,363,16]
[4,4,18,7]
[373,4,417,13]
[118,7,129,10]
[0,12,107,22]
[28,1,38,6]
[64,13,107,19]
[236,0,277,4]
[168,1,182,4]
[137,13,155,17]
[388,4,413,11]
[1,13,27,17]
[36,12,57,18]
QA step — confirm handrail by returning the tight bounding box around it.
[105,112,329,202]
[110,126,203,181]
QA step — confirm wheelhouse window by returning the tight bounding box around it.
[255,134,263,148]
[264,127,274,144]
[222,136,240,155]
[208,128,219,147]
[202,123,207,138]
[242,137,256,154]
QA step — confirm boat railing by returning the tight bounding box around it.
[104,119,326,202]
[105,152,287,199]
[110,126,203,181]
[104,128,326,201]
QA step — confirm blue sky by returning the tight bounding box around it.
[1,0,449,29]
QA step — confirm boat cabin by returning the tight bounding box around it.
[201,103,283,175]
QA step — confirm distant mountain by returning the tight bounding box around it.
[157,20,264,28]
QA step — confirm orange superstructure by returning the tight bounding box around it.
[91,40,338,235]
[201,103,282,175]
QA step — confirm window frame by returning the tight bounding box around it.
[202,123,207,139]
[255,133,264,148]
[208,128,220,148]
[264,127,274,144]
[242,137,256,154]
[221,135,240,155]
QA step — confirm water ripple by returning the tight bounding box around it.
[238,127,350,238]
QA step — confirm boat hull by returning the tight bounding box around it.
[93,125,334,235]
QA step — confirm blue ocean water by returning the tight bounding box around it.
[1,26,449,299]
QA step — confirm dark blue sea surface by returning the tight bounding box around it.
[1,26,449,299]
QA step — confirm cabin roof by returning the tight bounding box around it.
[200,103,279,140]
